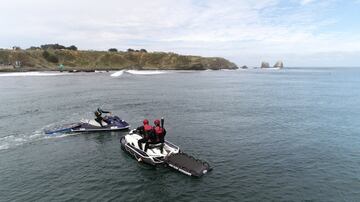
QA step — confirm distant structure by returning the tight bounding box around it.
[273,60,284,68]
[261,61,270,68]
[14,61,21,68]
[58,64,64,72]
[12,46,21,51]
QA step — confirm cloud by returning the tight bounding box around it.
[0,0,359,66]
[300,0,316,5]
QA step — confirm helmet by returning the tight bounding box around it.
[143,119,149,125]
[154,119,160,126]
[94,111,100,116]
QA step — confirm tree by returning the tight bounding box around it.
[47,55,59,63]
[127,48,134,52]
[108,48,118,52]
[42,50,59,63]
[67,45,78,51]
[28,46,41,50]
[42,50,50,58]
[41,44,66,50]
[140,49,147,53]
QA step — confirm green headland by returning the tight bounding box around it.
[0,44,238,72]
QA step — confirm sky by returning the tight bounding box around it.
[0,0,360,67]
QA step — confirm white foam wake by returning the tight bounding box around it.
[110,70,124,77]
[0,131,44,151]
[95,70,108,73]
[0,122,79,151]
[0,131,80,151]
[0,72,67,77]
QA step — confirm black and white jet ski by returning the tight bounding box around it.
[45,115,130,134]
[120,129,180,165]
[120,126,212,177]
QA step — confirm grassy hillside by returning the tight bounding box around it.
[0,49,238,72]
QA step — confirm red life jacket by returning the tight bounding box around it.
[144,124,152,132]
[143,124,153,139]
[154,126,164,142]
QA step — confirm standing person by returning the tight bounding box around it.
[152,119,166,153]
[153,119,166,143]
[94,108,111,127]
[137,119,154,150]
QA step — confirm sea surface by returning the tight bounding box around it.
[0,68,359,201]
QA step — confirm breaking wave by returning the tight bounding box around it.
[110,70,168,77]
[0,72,67,77]
[110,70,124,77]
[125,70,167,75]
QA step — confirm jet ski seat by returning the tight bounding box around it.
[87,119,108,127]
[147,142,164,149]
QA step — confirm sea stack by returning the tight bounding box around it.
[261,61,270,68]
[273,60,284,68]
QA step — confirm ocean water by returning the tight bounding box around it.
[0,68,359,201]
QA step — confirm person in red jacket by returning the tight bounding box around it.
[137,119,154,150]
[152,119,166,153]
[153,119,166,143]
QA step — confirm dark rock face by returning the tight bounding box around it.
[261,62,270,68]
[190,63,204,70]
[241,65,248,69]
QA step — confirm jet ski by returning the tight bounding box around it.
[120,129,180,165]
[45,115,130,134]
[120,129,212,177]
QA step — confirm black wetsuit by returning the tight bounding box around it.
[137,125,155,151]
[144,133,158,152]
[154,126,166,143]
[150,126,166,153]
[95,108,110,127]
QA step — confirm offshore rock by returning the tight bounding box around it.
[273,60,284,68]
[261,61,270,68]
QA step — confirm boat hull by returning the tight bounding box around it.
[45,116,130,134]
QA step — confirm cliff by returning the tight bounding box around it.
[0,49,238,72]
